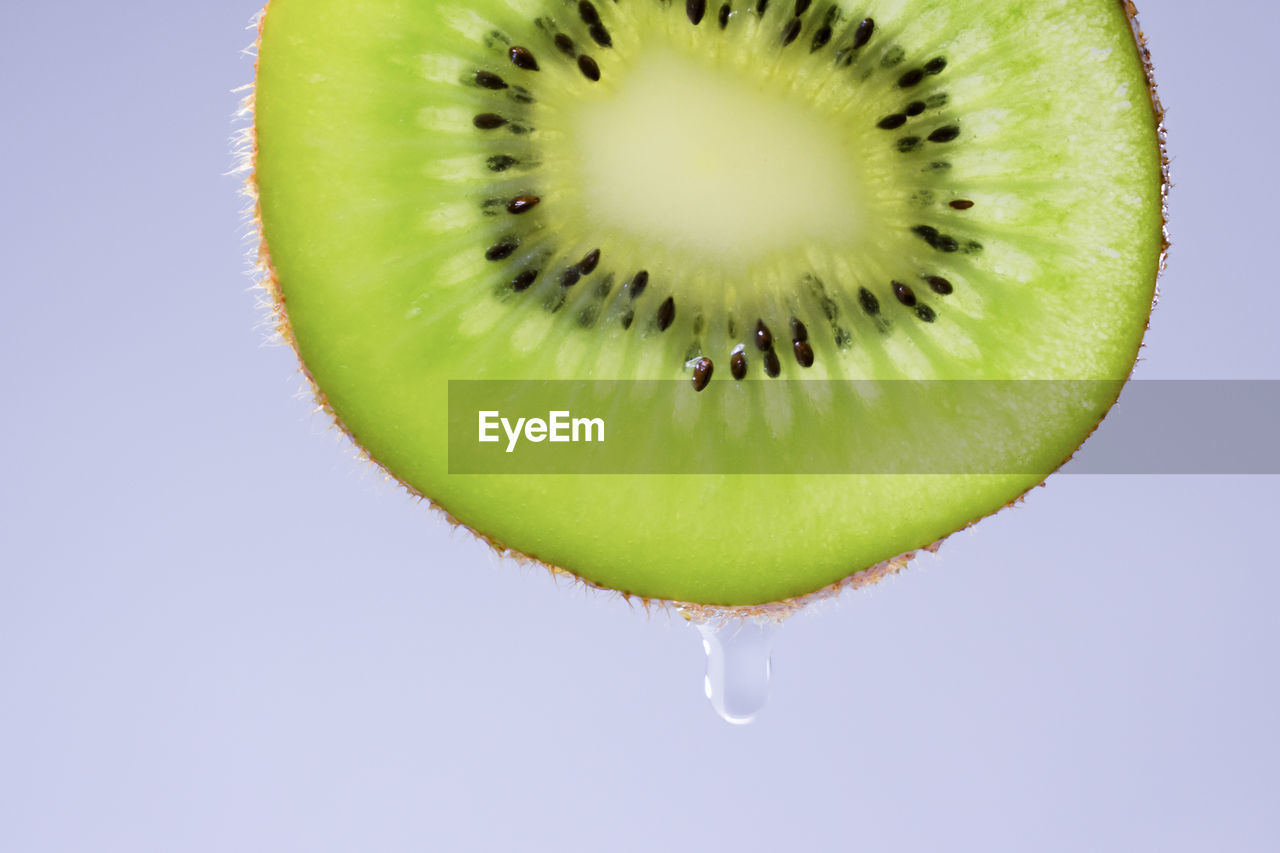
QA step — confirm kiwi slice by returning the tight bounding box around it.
[249,0,1166,610]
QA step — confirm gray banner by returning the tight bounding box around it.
[447,380,1280,475]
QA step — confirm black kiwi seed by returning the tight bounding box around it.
[925,92,949,109]
[506,195,540,214]
[793,340,815,367]
[588,23,612,48]
[687,0,706,25]
[692,358,714,392]
[897,136,922,153]
[949,199,974,210]
[905,100,926,116]
[964,240,984,254]
[924,275,953,295]
[578,55,601,80]
[719,4,731,28]
[509,46,539,70]
[485,238,519,261]
[782,18,802,46]
[628,270,649,298]
[475,71,508,89]
[657,297,676,331]
[578,248,601,274]
[756,0,770,15]
[794,0,811,16]
[811,25,833,52]
[554,33,576,57]
[579,1,601,24]
[474,113,508,129]
[924,56,947,74]
[560,266,582,287]
[509,86,534,104]
[897,67,925,88]
[852,17,874,48]
[754,320,773,351]
[763,349,781,377]
[928,125,961,143]
[511,269,539,291]
[621,309,634,329]
[913,224,941,246]
[487,154,519,172]
[915,303,937,323]
[858,287,880,316]
[892,280,917,306]
[880,45,905,68]
[877,114,907,130]
[790,316,808,342]
[730,350,747,379]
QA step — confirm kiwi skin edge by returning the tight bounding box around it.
[237,1,1170,621]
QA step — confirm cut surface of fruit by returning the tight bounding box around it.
[251,0,1166,608]
[565,47,865,263]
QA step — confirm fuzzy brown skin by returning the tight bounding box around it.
[238,1,1169,622]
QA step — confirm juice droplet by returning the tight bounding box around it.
[693,618,778,725]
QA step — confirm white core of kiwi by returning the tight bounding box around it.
[566,48,866,265]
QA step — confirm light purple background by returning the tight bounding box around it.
[2,1,1276,850]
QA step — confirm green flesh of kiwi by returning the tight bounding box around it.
[250,0,1166,609]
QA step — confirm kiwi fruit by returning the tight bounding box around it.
[247,0,1167,612]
